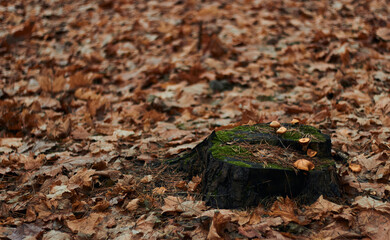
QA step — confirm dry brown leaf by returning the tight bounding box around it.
[175,180,187,190]
[353,196,390,214]
[376,27,390,41]
[269,197,301,224]
[68,168,96,190]
[305,195,343,221]
[152,187,167,195]
[188,175,202,192]
[69,71,92,89]
[0,138,23,148]
[356,210,390,239]
[284,103,313,114]
[92,199,110,212]
[180,201,207,218]
[207,211,231,240]
[66,213,107,235]
[140,175,153,183]
[161,196,184,214]
[47,117,71,140]
[126,198,140,212]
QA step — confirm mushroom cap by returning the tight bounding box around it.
[307,149,317,157]
[269,121,281,128]
[349,163,362,173]
[299,137,310,144]
[276,127,287,134]
[291,118,300,124]
[293,159,315,171]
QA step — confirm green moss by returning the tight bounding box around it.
[215,124,274,142]
[262,163,292,170]
[210,141,250,160]
[256,95,275,102]
[281,125,326,142]
[298,125,326,142]
[227,160,252,168]
[282,131,301,140]
[316,158,335,169]
[215,129,239,142]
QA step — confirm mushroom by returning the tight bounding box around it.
[291,118,300,125]
[269,121,281,129]
[276,127,287,135]
[293,159,315,171]
[299,137,310,151]
[307,149,317,157]
[349,163,362,173]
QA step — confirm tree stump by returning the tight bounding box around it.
[172,123,341,209]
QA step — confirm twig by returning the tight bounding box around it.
[197,21,203,51]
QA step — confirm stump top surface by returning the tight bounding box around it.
[210,123,334,171]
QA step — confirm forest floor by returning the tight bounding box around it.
[1,0,390,239]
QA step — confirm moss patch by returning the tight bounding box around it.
[262,163,291,170]
[210,123,333,170]
[215,129,243,142]
[210,140,250,160]
[227,160,252,168]
[216,123,326,143]
[256,95,275,102]
[281,125,326,142]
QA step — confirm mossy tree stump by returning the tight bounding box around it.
[172,123,341,209]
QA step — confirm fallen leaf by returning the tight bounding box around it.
[66,213,107,235]
[42,230,72,240]
[91,199,110,211]
[376,27,390,41]
[68,168,96,190]
[305,195,343,221]
[269,197,301,224]
[0,138,23,148]
[207,211,231,240]
[126,198,140,211]
[353,196,390,214]
[356,210,390,239]
[161,196,184,214]
[152,187,167,195]
[140,175,153,183]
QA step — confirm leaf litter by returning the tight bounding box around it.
[0,0,390,239]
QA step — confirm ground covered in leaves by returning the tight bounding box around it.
[1,0,390,239]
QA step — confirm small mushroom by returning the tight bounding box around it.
[293,159,315,171]
[349,163,362,173]
[270,121,281,129]
[291,118,300,125]
[307,149,317,157]
[276,127,287,134]
[299,137,310,151]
